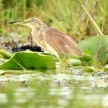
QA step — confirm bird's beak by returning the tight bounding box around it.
[9,19,29,25]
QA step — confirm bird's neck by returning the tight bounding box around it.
[31,24,47,37]
[35,24,47,34]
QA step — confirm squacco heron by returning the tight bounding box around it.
[9,17,83,69]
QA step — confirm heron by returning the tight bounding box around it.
[9,17,83,70]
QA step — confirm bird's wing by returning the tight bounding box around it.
[42,27,83,57]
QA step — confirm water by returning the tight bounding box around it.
[0,68,108,108]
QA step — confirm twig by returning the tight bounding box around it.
[81,3,104,36]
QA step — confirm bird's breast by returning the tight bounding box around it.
[31,30,46,48]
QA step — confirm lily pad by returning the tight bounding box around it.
[0,51,56,70]
[70,59,82,66]
[78,35,108,65]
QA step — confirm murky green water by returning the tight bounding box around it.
[0,67,108,108]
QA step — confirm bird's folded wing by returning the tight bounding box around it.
[42,27,83,57]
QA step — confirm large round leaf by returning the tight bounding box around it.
[0,51,56,70]
[78,35,108,65]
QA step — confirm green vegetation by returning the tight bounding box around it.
[1,0,108,108]
[0,0,108,39]
[79,35,108,65]
[0,50,55,69]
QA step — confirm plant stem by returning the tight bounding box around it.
[81,3,104,36]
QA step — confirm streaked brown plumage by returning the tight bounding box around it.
[9,17,83,67]
[41,28,83,57]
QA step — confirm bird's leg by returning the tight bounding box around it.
[63,55,71,69]
[59,55,71,73]
[58,57,63,70]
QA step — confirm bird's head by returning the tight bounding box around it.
[9,17,47,29]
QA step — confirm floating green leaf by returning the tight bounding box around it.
[70,59,81,66]
[0,51,56,70]
[83,66,94,72]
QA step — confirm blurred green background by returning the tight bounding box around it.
[0,1,108,108]
[0,0,108,41]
